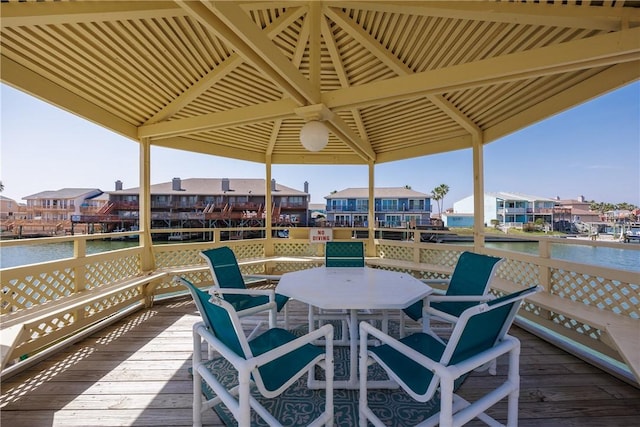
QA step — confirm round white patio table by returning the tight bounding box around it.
[276,266,432,389]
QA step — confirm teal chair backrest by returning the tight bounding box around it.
[446,251,502,297]
[201,247,247,305]
[325,241,365,267]
[179,277,246,358]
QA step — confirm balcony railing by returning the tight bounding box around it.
[1,228,638,386]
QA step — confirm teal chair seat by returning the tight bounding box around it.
[369,332,446,396]
[249,328,324,392]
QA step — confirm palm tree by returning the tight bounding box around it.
[431,184,450,218]
[0,180,4,192]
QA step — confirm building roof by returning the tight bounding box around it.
[308,203,326,212]
[23,189,102,200]
[2,2,636,166]
[111,178,307,196]
[485,192,557,202]
[326,187,430,199]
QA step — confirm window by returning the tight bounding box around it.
[408,199,424,210]
[356,199,368,211]
[288,196,304,206]
[381,199,398,211]
[384,214,401,227]
[331,199,348,211]
[353,215,368,226]
[404,214,421,224]
[334,214,350,225]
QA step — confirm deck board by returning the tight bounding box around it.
[2,295,639,427]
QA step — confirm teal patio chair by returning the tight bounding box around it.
[178,277,334,427]
[201,246,290,332]
[400,251,503,338]
[359,285,540,427]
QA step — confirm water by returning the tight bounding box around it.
[1,239,638,272]
[483,241,640,272]
[0,240,139,269]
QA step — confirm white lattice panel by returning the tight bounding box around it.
[498,259,540,288]
[155,248,204,268]
[234,243,266,260]
[1,268,76,314]
[376,244,412,261]
[85,255,141,290]
[551,269,639,319]
[273,242,316,256]
[419,249,460,266]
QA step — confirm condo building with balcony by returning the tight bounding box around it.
[447,192,570,228]
[324,187,432,227]
[104,177,310,229]
[21,188,106,222]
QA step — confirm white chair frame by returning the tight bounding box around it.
[190,298,335,426]
[359,286,540,427]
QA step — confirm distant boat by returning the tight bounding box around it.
[111,226,139,241]
[168,232,196,241]
[625,225,640,242]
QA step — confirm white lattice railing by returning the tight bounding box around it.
[1,228,638,385]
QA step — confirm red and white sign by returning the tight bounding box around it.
[310,228,333,242]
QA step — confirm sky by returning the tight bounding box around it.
[1,82,639,209]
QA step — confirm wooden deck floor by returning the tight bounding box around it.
[1,295,639,427]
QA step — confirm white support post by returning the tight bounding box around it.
[139,138,155,271]
[471,134,486,252]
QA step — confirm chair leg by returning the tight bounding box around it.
[282,303,289,330]
[507,343,521,426]
[192,329,204,427]
[399,311,406,338]
[325,332,334,427]
[237,370,251,426]
[359,336,369,427]
[438,376,455,427]
[268,305,277,329]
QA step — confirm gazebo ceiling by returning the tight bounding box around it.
[1,1,639,166]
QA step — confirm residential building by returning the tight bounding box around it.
[553,196,599,231]
[1,195,23,222]
[324,187,431,227]
[105,178,310,228]
[451,192,560,228]
[22,188,105,222]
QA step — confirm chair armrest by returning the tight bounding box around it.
[421,279,451,286]
[244,274,281,281]
[447,335,520,377]
[251,324,334,368]
[359,321,442,372]
[359,321,518,381]
[427,294,495,303]
[209,288,276,302]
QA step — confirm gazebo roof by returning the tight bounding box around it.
[1,1,638,166]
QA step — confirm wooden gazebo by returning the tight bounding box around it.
[2,1,638,257]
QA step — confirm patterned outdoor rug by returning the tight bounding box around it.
[198,322,441,426]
